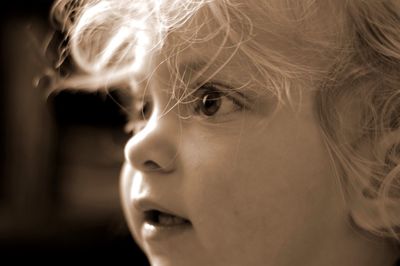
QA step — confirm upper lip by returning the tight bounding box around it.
[132,197,189,220]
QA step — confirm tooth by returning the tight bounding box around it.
[158,213,186,226]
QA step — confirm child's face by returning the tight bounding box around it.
[121,4,349,266]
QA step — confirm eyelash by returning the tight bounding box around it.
[124,82,247,134]
[192,82,246,118]
[124,97,152,134]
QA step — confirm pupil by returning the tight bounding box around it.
[201,91,221,116]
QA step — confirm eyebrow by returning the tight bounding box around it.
[179,60,208,72]
[178,59,218,86]
[128,59,210,98]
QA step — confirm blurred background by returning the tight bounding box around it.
[0,1,149,263]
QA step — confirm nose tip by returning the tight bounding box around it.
[123,118,178,174]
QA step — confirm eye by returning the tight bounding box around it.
[136,99,152,121]
[193,83,245,118]
[197,89,222,116]
[124,98,153,134]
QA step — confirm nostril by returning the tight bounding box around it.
[144,160,161,170]
[124,128,177,172]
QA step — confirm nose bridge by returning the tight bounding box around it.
[124,105,179,173]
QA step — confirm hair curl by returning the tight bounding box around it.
[50,0,400,241]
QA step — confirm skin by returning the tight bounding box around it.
[119,2,398,266]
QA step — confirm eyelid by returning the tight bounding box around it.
[121,93,152,132]
[124,101,151,135]
[191,81,251,120]
[194,81,250,105]
[124,120,135,134]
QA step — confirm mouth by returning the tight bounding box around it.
[144,209,192,227]
[141,209,192,242]
[131,198,193,241]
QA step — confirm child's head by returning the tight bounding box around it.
[51,0,400,265]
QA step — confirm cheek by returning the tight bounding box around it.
[120,163,133,223]
[182,113,343,263]
[119,163,144,247]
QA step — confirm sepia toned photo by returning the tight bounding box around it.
[1,1,400,265]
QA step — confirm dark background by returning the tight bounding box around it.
[0,1,149,263]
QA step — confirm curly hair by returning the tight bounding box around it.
[50,0,400,242]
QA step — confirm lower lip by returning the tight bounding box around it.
[142,221,192,241]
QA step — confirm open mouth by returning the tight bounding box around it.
[144,210,191,227]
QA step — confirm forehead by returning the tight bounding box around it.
[130,0,343,99]
[157,0,341,73]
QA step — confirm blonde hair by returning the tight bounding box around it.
[50,0,400,241]
[316,1,400,240]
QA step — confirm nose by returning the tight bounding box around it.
[124,112,178,173]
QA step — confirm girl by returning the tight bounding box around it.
[50,0,400,265]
